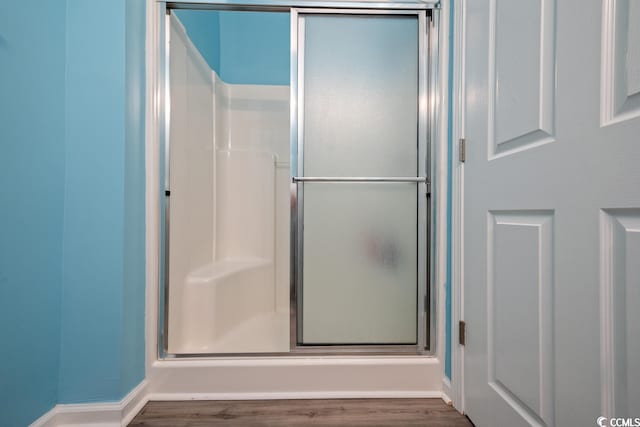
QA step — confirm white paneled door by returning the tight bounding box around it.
[463,0,640,426]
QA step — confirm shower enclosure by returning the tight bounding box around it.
[160,4,436,357]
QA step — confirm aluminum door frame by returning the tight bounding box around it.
[157,1,439,358]
[289,8,434,354]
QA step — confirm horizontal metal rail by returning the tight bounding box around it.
[292,176,427,183]
[166,1,437,12]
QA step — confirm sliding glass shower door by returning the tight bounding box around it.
[292,11,428,348]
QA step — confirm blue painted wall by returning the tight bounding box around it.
[176,10,290,85]
[0,0,146,423]
[59,0,146,403]
[59,0,127,401]
[218,11,289,85]
[0,2,66,425]
[121,0,147,397]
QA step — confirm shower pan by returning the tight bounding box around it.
[160,4,437,357]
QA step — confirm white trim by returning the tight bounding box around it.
[144,0,451,404]
[121,381,152,426]
[432,2,448,377]
[148,391,447,400]
[146,356,444,396]
[441,376,453,405]
[449,0,466,413]
[28,409,56,427]
[145,0,162,376]
[152,355,437,367]
[432,0,449,391]
[29,381,149,427]
[441,386,453,405]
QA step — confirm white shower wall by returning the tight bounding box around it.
[168,16,290,354]
[214,80,291,315]
[167,17,215,352]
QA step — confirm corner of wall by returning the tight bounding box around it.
[59,0,146,404]
[121,0,148,397]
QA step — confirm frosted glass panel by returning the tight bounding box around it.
[302,183,417,344]
[302,15,418,177]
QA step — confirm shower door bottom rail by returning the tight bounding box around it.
[292,176,428,183]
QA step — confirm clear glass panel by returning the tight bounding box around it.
[302,15,419,178]
[301,183,418,344]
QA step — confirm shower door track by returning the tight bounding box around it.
[158,1,439,359]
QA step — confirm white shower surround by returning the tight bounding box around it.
[145,0,449,404]
[167,15,290,354]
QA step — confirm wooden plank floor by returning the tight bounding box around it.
[128,399,473,426]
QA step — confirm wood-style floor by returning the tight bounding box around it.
[128,399,473,426]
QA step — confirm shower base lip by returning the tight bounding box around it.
[155,353,438,365]
[147,355,443,401]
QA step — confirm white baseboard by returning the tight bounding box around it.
[30,380,148,427]
[147,390,446,401]
[28,409,57,427]
[441,377,453,405]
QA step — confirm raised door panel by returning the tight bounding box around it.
[600,209,640,418]
[490,0,556,158]
[488,211,554,427]
[601,0,640,125]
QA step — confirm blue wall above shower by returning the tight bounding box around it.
[218,11,290,85]
[175,10,290,85]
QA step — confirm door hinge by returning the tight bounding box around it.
[459,138,466,163]
[459,320,466,345]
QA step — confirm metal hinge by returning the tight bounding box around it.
[459,138,466,163]
[459,320,466,345]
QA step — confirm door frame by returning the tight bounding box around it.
[157,1,439,358]
[144,0,453,401]
[448,0,466,413]
[289,7,433,354]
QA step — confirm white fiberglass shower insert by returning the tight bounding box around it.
[166,11,291,354]
[161,5,435,356]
